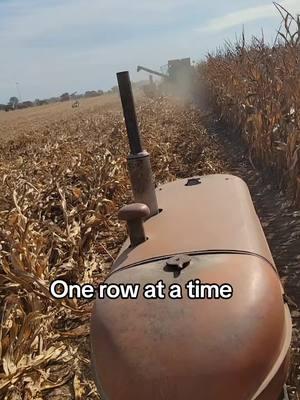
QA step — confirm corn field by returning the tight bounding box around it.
[0,98,224,399]
[1,2,300,398]
[201,3,300,203]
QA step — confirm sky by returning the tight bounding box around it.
[0,0,299,103]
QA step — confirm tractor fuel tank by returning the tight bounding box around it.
[90,174,292,400]
[112,174,275,271]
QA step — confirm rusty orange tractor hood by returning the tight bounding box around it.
[90,174,292,400]
[112,174,274,271]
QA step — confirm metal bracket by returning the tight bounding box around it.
[166,254,192,271]
[282,385,290,400]
[185,177,201,186]
[164,254,192,277]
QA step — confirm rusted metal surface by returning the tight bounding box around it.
[116,71,143,155]
[90,173,292,399]
[117,71,159,217]
[255,356,290,400]
[137,65,169,79]
[112,174,275,272]
[118,203,150,247]
[127,151,159,217]
[91,253,292,399]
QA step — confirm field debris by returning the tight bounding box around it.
[0,97,224,399]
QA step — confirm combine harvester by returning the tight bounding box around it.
[137,58,194,99]
[90,71,292,400]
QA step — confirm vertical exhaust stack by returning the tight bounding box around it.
[116,71,159,218]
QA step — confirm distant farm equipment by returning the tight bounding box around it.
[137,58,195,99]
[4,104,15,112]
[137,58,192,81]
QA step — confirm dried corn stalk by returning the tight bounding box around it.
[201,4,300,202]
[0,97,225,399]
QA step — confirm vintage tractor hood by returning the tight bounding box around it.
[112,174,274,271]
[91,254,291,400]
[90,174,292,400]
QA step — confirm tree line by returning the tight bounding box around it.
[0,89,105,112]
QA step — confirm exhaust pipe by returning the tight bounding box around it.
[116,71,159,219]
